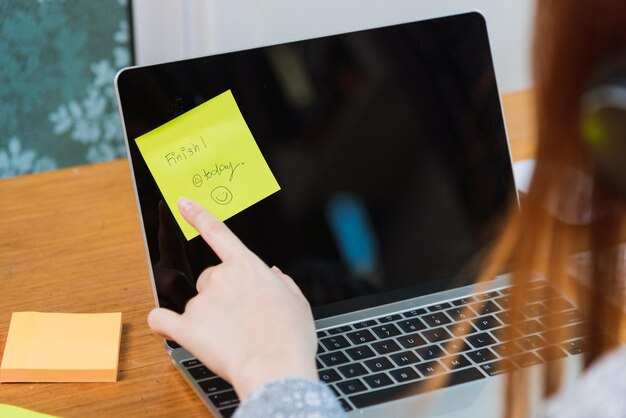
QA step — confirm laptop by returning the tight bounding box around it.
[115,12,586,417]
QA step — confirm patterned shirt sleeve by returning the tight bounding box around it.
[540,347,626,418]
[233,377,347,418]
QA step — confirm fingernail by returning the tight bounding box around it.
[178,197,194,213]
[147,308,158,326]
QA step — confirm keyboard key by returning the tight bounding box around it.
[372,324,402,339]
[466,332,497,348]
[467,348,497,364]
[349,367,485,409]
[337,379,367,395]
[416,345,445,360]
[327,325,353,335]
[415,360,445,376]
[480,359,512,376]
[428,302,451,311]
[316,359,323,369]
[220,406,238,418]
[390,367,421,383]
[188,365,215,380]
[319,369,341,383]
[422,327,453,343]
[451,297,475,306]
[363,373,394,389]
[421,312,452,327]
[562,338,587,355]
[338,398,353,412]
[490,326,519,342]
[473,315,502,331]
[403,308,427,317]
[442,339,470,354]
[447,321,478,337]
[378,314,402,323]
[320,335,351,350]
[526,303,547,318]
[517,319,544,335]
[496,310,514,324]
[442,354,471,370]
[320,351,350,367]
[537,345,568,361]
[446,307,476,321]
[471,300,500,315]
[352,319,377,329]
[389,350,420,366]
[317,343,325,354]
[364,357,395,372]
[338,363,369,379]
[492,342,515,357]
[371,339,402,354]
[396,318,426,333]
[494,296,511,309]
[317,330,328,338]
[208,390,240,408]
[516,335,547,351]
[396,333,427,349]
[199,377,232,394]
[329,385,340,397]
[480,291,501,299]
[512,352,542,367]
[346,329,376,344]
[182,358,202,368]
[345,345,376,361]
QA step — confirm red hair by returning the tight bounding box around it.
[491,0,626,416]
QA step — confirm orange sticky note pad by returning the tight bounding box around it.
[0,312,122,382]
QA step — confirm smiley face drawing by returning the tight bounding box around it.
[210,186,233,205]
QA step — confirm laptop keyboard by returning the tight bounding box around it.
[179,283,589,416]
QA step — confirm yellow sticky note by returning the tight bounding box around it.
[0,404,59,418]
[135,90,281,240]
[0,312,122,383]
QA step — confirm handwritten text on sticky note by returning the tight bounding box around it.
[135,90,280,240]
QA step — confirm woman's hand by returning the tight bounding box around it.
[148,197,318,399]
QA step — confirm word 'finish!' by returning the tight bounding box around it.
[165,136,207,167]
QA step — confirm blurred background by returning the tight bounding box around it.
[0,0,534,179]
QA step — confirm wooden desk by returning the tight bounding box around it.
[0,90,536,417]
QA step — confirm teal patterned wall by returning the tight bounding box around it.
[0,0,132,178]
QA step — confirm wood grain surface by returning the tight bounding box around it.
[0,90,535,417]
[502,89,538,162]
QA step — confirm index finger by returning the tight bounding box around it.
[178,197,249,261]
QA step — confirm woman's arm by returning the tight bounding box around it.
[148,197,319,399]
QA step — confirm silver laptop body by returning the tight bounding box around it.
[115,11,584,418]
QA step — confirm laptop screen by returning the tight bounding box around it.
[116,12,515,321]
